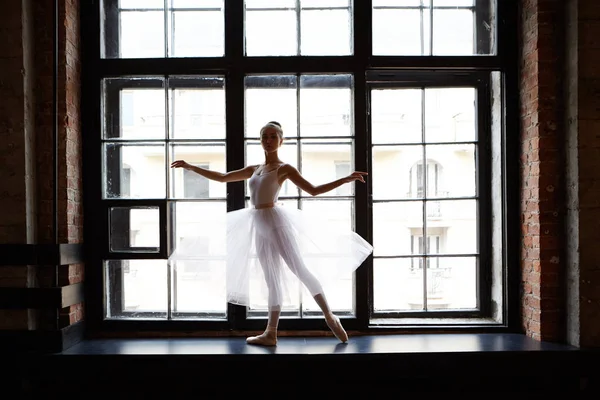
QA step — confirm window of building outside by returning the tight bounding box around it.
[183,163,210,198]
[83,0,515,332]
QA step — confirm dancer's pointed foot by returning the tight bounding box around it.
[326,314,348,343]
[246,330,277,346]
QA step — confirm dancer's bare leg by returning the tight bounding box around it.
[314,293,348,343]
[273,230,349,343]
[246,307,280,346]
[270,230,348,343]
[247,236,282,346]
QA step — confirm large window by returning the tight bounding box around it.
[83,0,517,333]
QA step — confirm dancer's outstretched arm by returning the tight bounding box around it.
[171,160,256,183]
[281,164,367,196]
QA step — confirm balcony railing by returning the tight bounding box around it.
[404,191,449,218]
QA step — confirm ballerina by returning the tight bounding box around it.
[169,121,373,346]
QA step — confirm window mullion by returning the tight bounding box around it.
[225,0,245,327]
[421,88,428,311]
[296,0,301,56]
[103,0,120,58]
[164,0,169,57]
[353,0,372,326]
[476,74,493,316]
[225,0,244,62]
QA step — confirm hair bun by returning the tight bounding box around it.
[268,121,281,128]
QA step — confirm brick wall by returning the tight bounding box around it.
[521,0,600,347]
[62,0,84,323]
[0,0,83,331]
[520,0,565,342]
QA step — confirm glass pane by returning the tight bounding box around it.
[433,0,474,6]
[170,201,228,316]
[103,77,166,140]
[426,199,477,255]
[371,89,422,144]
[245,10,297,56]
[373,257,421,312]
[425,144,476,198]
[120,11,165,58]
[173,0,223,7]
[425,88,476,143]
[280,198,299,209]
[302,199,352,231]
[372,9,430,56]
[373,256,476,312]
[301,199,354,313]
[433,10,473,55]
[300,75,353,137]
[170,10,224,57]
[373,0,426,6]
[245,75,298,138]
[300,10,351,56]
[404,256,477,311]
[105,259,168,318]
[246,0,295,8]
[109,206,160,252]
[404,265,433,312]
[436,256,477,309]
[373,201,423,256]
[104,143,166,199]
[170,144,227,199]
[245,141,298,198]
[300,140,353,197]
[301,0,349,7]
[372,145,423,200]
[169,77,226,139]
[120,0,163,8]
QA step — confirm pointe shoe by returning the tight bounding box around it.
[246,332,277,346]
[326,315,348,343]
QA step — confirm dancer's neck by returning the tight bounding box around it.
[264,153,282,165]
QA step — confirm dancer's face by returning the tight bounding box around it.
[261,127,283,153]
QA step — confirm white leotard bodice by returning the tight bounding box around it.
[248,164,284,206]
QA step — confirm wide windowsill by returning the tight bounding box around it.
[18,333,593,395]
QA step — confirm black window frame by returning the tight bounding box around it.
[81,0,520,334]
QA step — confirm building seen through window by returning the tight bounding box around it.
[90,0,510,328]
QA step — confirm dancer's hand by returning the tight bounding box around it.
[171,160,192,169]
[344,171,368,183]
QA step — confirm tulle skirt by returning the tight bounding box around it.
[168,203,373,308]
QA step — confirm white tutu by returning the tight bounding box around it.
[168,203,373,308]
